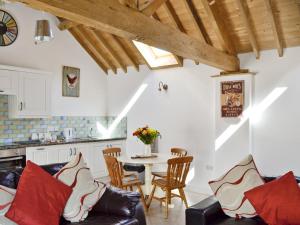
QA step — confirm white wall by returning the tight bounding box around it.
[213,74,253,177]
[107,62,218,193]
[240,47,300,177]
[108,46,300,193]
[0,3,107,116]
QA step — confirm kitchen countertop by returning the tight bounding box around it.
[0,137,127,151]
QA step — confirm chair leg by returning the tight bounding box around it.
[147,184,157,209]
[179,188,188,208]
[164,189,169,219]
[137,184,147,210]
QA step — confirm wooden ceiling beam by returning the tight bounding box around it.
[92,29,128,73]
[78,26,118,74]
[181,0,211,45]
[15,0,239,71]
[110,34,140,71]
[141,0,168,16]
[263,0,283,57]
[154,11,183,66]
[236,0,259,59]
[69,28,108,74]
[163,1,199,65]
[126,39,152,69]
[58,19,78,31]
[200,0,236,55]
[119,0,138,9]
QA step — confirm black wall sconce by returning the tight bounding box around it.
[158,81,168,91]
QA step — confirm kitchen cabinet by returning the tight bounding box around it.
[0,64,52,118]
[0,69,18,95]
[26,140,126,178]
[8,71,52,118]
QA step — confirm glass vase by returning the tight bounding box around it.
[144,144,152,156]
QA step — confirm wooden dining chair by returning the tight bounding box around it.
[104,155,147,209]
[102,147,137,178]
[151,148,188,180]
[147,156,193,218]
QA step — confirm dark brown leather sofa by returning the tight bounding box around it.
[186,176,300,225]
[0,163,146,225]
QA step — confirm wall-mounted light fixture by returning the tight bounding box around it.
[158,81,168,91]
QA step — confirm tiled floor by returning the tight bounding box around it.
[145,190,208,225]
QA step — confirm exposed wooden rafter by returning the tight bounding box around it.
[58,19,78,31]
[263,0,283,57]
[69,28,109,74]
[200,0,236,55]
[141,0,168,16]
[110,34,140,71]
[153,10,183,66]
[78,26,118,74]
[181,0,211,45]
[14,0,239,71]
[92,29,128,73]
[236,0,260,59]
[163,1,200,65]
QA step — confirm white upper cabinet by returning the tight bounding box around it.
[0,65,52,118]
[0,69,18,95]
[16,72,51,118]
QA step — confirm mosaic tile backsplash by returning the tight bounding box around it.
[0,96,127,144]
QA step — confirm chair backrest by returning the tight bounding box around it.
[166,156,193,188]
[102,147,121,157]
[103,155,123,188]
[171,148,188,157]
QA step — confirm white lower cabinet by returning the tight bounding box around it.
[26,140,125,178]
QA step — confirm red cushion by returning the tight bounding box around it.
[245,171,300,225]
[5,161,72,225]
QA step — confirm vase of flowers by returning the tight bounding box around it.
[133,126,160,156]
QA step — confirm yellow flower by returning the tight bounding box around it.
[142,130,148,135]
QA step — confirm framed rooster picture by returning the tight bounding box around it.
[62,66,80,97]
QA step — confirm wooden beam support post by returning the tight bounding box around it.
[263,0,283,57]
[236,0,259,59]
[15,0,239,71]
[200,0,236,55]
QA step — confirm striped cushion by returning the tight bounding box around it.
[0,185,16,216]
[209,155,264,218]
[55,153,106,222]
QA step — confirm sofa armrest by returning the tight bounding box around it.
[186,196,227,225]
[92,186,146,225]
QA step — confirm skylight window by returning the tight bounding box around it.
[133,41,179,69]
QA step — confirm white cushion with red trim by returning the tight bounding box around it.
[209,155,264,219]
[0,185,17,224]
[54,153,106,222]
[0,185,16,216]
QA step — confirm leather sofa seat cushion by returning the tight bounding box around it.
[209,217,267,225]
[93,186,140,218]
[60,214,139,225]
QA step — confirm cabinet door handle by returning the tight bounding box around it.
[69,148,72,156]
[74,148,77,155]
[36,148,45,151]
[20,102,23,111]
[0,90,4,93]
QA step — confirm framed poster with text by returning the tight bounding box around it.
[221,80,244,117]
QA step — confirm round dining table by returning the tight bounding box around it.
[118,153,172,195]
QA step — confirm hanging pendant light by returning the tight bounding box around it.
[34,19,53,44]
